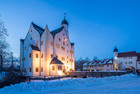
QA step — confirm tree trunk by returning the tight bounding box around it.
[0,55,3,73]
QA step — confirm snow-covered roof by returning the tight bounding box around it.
[83,59,113,66]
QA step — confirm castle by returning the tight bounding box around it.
[20,18,75,76]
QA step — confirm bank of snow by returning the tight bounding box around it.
[0,74,140,94]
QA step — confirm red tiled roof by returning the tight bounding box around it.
[137,53,140,61]
[118,51,137,57]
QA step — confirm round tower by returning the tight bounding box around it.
[113,47,118,60]
[61,13,69,36]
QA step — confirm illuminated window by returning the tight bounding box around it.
[36,54,38,58]
[61,57,65,61]
[36,68,38,72]
[58,66,62,70]
[29,68,31,72]
[29,53,31,58]
[52,66,55,70]
[56,55,58,58]
[41,41,43,45]
[51,54,53,58]
[41,67,43,72]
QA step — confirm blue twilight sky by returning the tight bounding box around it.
[0,0,140,60]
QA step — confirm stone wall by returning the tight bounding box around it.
[69,71,127,78]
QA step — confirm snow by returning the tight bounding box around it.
[0,74,140,94]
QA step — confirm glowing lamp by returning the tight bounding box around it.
[58,71,62,76]
[64,38,67,41]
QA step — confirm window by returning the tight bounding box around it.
[30,37,32,40]
[107,65,109,67]
[63,33,65,35]
[55,43,60,48]
[52,66,55,70]
[51,54,53,58]
[41,67,43,72]
[41,54,43,58]
[67,50,68,53]
[67,56,69,58]
[41,41,43,45]
[67,44,69,46]
[22,57,25,61]
[120,62,122,64]
[50,41,53,46]
[29,68,31,72]
[29,53,31,58]
[25,47,26,50]
[67,61,68,63]
[58,66,62,70]
[36,68,38,72]
[31,30,32,32]
[63,42,65,45]
[59,38,61,41]
[61,57,65,61]
[36,42,38,46]
[56,55,58,58]
[61,46,65,51]
[125,62,127,64]
[36,54,38,58]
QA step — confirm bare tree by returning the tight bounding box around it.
[92,56,99,62]
[0,17,9,72]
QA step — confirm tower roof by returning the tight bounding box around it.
[114,47,118,52]
[61,19,68,25]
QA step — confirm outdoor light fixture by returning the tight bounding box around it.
[58,71,62,76]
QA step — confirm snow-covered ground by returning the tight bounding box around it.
[0,74,140,94]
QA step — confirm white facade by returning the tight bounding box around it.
[113,47,140,71]
[20,19,75,76]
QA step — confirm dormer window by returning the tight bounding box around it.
[36,42,38,46]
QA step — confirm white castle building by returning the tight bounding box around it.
[113,47,140,72]
[20,18,75,76]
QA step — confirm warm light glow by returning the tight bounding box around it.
[58,71,62,76]
[64,38,67,41]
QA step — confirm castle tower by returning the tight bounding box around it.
[61,13,69,37]
[113,46,118,60]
